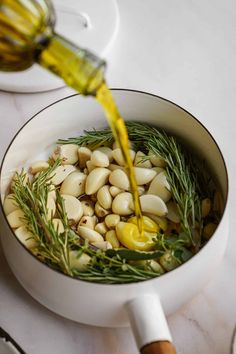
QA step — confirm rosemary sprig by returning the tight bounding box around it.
[11,161,163,283]
[74,249,162,284]
[12,161,74,276]
[9,121,213,284]
[144,130,202,249]
[59,121,203,250]
[57,128,114,150]
[128,122,204,250]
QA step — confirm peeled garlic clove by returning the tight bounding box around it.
[47,197,56,220]
[149,260,165,274]
[51,165,76,185]
[159,251,179,271]
[108,163,125,171]
[139,194,167,216]
[79,215,97,230]
[97,147,113,162]
[78,147,91,169]
[147,171,171,202]
[134,167,156,185]
[203,223,217,240]
[213,191,224,213]
[86,160,96,173]
[134,151,152,168]
[77,226,104,242]
[112,192,134,215]
[95,222,108,235]
[95,202,110,218]
[105,214,120,229]
[90,150,109,167]
[7,209,25,228]
[109,169,130,191]
[138,186,145,196]
[81,200,95,216]
[60,171,87,197]
[166,201,180,223]
[112,148,135,166]
[69,251,91,271]
[97,185,112,209]
[105,230,120,248]
[48,184,56,201]
[152,167,165,175]
[60,194,83,223]
[3,194,18,215]
[148,150,166,167]
[143,213,168,231]
[14,226,37,249]
[52,218,65,234]
[201,198,211,218]
[85,168,110,195]
[29,160,49,174]
[91,241,112,250]
[53,144,79,165]
[109,186,123,197]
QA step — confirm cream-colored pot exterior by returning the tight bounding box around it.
[0,90,229,332]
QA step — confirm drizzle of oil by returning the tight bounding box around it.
[96,83,143,235]
[0,1,144,234]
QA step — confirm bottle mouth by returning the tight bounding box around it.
[84,58,106,96]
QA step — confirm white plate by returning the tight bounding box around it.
[0,0,119,93]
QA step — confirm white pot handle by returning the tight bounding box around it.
[126,294,177,354]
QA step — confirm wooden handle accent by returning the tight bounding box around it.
[141,341,177,354]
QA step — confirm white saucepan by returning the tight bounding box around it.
[0,90,229,354]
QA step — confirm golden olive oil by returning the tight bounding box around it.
[96,83,143,234]
[0,0,143,234]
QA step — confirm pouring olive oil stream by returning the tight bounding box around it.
[0,0,144,236]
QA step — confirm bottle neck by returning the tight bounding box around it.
[37,33,106,95]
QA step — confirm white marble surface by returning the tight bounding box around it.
[0,1,236,353]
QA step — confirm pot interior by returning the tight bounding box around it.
[0,90,228,207]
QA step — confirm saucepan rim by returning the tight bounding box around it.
[0,88,229,287]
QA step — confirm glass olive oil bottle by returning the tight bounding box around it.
[0,0,105,94]
[0,0,143,233]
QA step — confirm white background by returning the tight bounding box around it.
[0,1,236,353]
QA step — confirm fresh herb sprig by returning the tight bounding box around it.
[57,128,114,150]
[10,122,213,284]
[11,161,163,283]
[142,127,202,250]
[59,121,203,250]
[12,161,75,276]
[74,249,162,284]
